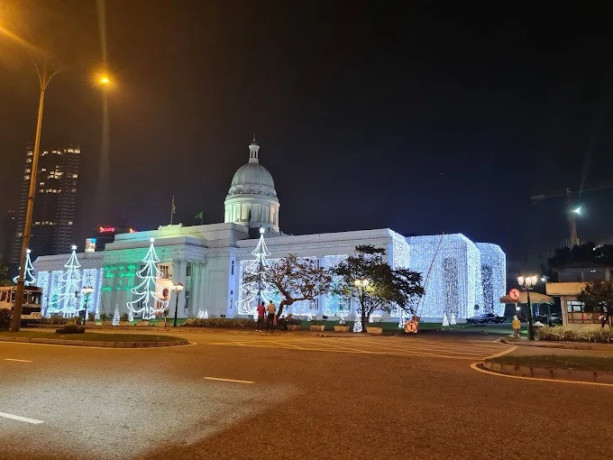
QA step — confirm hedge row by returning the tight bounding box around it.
[182,318,256,329]
[537,326,613,343]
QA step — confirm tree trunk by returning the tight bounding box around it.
[278,299,293,318]
[361,303,367,333]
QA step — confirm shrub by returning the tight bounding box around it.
[182,317,256,329]
[56,322,85,334]
[39,315,69,325]
[0,309,11,331]
[537,326,613,343]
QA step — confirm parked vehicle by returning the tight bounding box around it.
[466,313,506,324]
[0,285,43,324]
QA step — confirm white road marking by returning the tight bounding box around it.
[4,359,32,363]
[0,411,44,424]
[204,377,254,384]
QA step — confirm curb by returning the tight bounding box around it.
[482,360,613,384]
[0,337,189,348]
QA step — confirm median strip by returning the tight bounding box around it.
[204,377,254,384]
[0,411,44,424]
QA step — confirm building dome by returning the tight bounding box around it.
[228,162,277,197]
[224,138,280,233]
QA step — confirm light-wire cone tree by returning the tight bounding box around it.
[13,249,36,286]
[237,229,278,316]
[126,238,168,320]
[48,245,82,318]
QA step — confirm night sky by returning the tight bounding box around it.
[1,0,613,264]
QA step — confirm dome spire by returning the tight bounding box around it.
[249,135,260,164]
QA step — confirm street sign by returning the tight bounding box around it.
[509,288,520,302]
[405,320,418,333]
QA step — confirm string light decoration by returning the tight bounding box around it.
[126,238,169,320]
[237,229,279,316]
[36,270,49,316]
[408,234,499,321]
[112,306,120,326]
[197,309,205,319]
[475,243,507,316]
[47,245,82,318]
[13,249,36,286]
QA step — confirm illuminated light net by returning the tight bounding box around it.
[126,238,169,320]
[475,243,507,316]
[47,245,82,318]
[408,234,490,321]
[36,271,50,316]
[13,248,36,286]
[322,255,349,319]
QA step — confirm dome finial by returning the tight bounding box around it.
[249,136,260,163]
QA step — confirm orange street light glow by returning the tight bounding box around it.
[100,76,110,84]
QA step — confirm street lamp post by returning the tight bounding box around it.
[81,286,94,325]
[354,278,369,328]
[517,275,538,340]
[172,282,184,327]
[10,59,60,332]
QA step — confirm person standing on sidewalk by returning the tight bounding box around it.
[512,315,521,338]
[266,301,276,331]
[256,301,266,331]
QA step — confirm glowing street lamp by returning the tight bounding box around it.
[517,275,538,340]
[172,282,184,327]
[81,286,94,324]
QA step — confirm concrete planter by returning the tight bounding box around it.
[137,321,150,327]
[287,324,302,331]
[309,325,325,331]
[366,326,383,335]
[334,325,349,332]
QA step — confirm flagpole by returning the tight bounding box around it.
[170,195,175,225]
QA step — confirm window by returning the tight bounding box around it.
[566,300,602,324]
[159,264,170,279]
[231,260,235,275]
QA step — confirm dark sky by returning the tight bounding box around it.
[1,0,613,263]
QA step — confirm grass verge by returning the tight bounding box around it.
[485,354,613,372]
[0,331,183,342]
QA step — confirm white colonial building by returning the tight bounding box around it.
[34,139,506,323]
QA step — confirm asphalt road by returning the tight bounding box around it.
[1,330,612,459]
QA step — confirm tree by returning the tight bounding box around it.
[243,254,332,318]
[333,245,424,332]
[578,280,613,326]
[0,265,12,286]
[48,245,82,317]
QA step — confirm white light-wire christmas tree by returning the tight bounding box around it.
[237,228,277,317]
[13,248,36,286]
[48,245,82,317]
[126,238,168,320]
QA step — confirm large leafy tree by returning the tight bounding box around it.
[332,245,424,331]
[577,280,613,326]
[243,254,332,318]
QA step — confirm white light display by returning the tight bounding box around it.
[450,312,456,325]
[197,309,205,319]
[128,310,134,322]
[126,238,168,320]
[13,249,36,286]
[475,243,507,316]
[442,313,449,327]
[36,271,50,316]
[47,245,82,318]
[407,234,499,322]
[112,306,120,326]
[237,230,279,316]
[82,268,99,317]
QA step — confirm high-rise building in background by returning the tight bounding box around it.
[11,146,81,262]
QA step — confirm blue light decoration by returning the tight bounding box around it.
[126,238,169,320]
[475,243,506,316]
[322,255,349,319]
[13,249,36,286]
[408,234,497,322]
[391,231,411,327]
[35,270,49,316]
